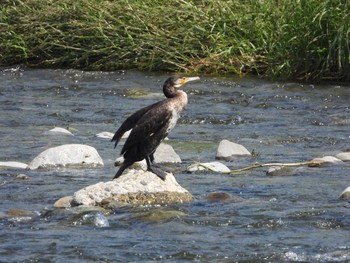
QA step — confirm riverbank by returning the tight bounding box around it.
[1,0,349,81]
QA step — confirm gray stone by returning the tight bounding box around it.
[216,139,251,160]
[43,127,73,136]
[71,169,192,207]
[266,166,304,176]
[308,156,343,167]
[114,143,181,167]
[340,186,350,199]
[27,144,104,170]
[95,132,114,139]
[335,152,350,162]
[187,161,230,173]
[0,161,27,169]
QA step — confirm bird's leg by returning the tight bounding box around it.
[149,153,172,172]
[113,163,128,180]
[146,156,167,181]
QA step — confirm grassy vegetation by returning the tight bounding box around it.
[1,0,349,81]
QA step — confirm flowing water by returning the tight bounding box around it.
[1,67,350,262]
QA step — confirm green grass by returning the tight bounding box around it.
[1,0,349,81]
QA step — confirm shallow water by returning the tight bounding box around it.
[1,67,350,262]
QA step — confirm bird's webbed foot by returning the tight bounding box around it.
[147,165,167,180]
[152,163,172,173]
[146,156,167,180]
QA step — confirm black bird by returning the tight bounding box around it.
[111,76,200,180]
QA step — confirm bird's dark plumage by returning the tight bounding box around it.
[111,76,200,180]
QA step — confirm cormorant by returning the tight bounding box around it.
[111,76,200,180]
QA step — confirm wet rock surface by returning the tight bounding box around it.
[71,170,192,207]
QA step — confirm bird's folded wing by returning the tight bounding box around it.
[121,107,172,155]
[111,101,163,148]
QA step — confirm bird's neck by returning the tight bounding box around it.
[170,90,188,110]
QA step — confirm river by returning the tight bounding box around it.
[1,67,350,262]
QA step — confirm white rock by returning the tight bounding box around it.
[187,161,231,173]
[114,143,181,167]
[335,152,350,162]
[43,127,73,136]
[216,139,251,160]
[309,156,343,167]
[27,144,104,170]
[340,186,350,199]
[95,132,114,139]
[153,143,181,163]
[72,170,192,206]
[0,161,27,169]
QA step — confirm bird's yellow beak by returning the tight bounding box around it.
[179,76,200,87]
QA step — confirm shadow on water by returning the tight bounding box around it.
[1,67,350,262]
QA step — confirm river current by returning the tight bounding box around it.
[0,67,350,262]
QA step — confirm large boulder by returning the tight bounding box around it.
[71,170,192,207]
[216,139,251,160]
[27,144,104,170]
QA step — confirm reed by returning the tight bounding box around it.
[1,0,349,81]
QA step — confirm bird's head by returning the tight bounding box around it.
[163,76,200,98]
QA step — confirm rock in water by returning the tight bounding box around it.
[308,156,343,167]
[335,152,350,162]
[340,186,350,199]
[43,127,73,136]
[95,132,114,139]
[0,161,27,169]
[71,170,192,207]
[216,139,251,160]
[187,161,230,173]
[27,144,104,170]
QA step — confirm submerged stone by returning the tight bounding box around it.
[27,144,104,170]
[71,170,192,207]
[266,166,304,176]
[340,186,350,199]
[216,139,251,160]
[43,127,73,136]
